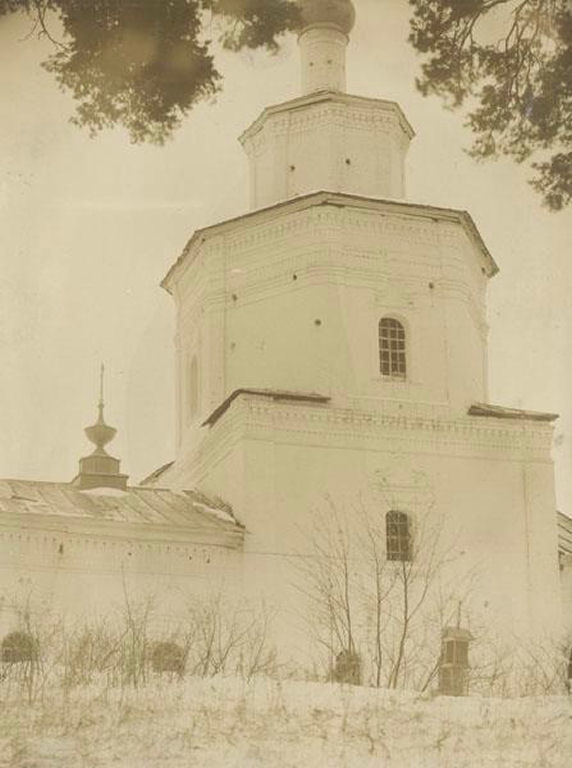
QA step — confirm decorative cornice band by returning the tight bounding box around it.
[198,395,553,464]
[162,192,497,293]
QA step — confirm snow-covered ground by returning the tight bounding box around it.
[2,677,571,767]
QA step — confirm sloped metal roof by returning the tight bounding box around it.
[0,479,241,537]
[468,403,558,423]
[202,388,331,428]
[558,511,572,557]
[140,461,174,487]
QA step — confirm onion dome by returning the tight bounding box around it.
[298,0,356,35]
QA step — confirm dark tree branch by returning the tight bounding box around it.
[409,0,571,209]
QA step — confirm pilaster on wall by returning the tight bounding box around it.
[521,462,562,634]
[561,557,572,636]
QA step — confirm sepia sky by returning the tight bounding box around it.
[1,0,571,514]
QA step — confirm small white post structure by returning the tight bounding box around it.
[438,627,473,697]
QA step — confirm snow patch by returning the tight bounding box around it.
[2,677,571,767]
[192,500,236,524]
[81,487,129,497]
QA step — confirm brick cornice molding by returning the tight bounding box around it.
[216,205,445,254]
[243,102,410,154]
[175,210,487,316]
[162,192,497,293]
[0,527,241,579]
[240,91,415,147]
[197,394,553,463]
[0,513,243,550]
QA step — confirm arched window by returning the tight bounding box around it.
[187,355,199,422]
[379,317,406,379]
[386,510,412,562]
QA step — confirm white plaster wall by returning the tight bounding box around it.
[172,202,489,447]
[180,397,562,650]
[241,98,411,209]
[561,560,572,637]
[159,194,558,663]
[0,524,243,636]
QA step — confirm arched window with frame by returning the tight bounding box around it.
[386,510,412,562]
[379,317,406,379]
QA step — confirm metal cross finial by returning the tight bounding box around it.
[85,362,117,451]
[99,363,105,408]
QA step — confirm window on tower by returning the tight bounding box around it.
[379,317,406,379]
[386,510,412,562]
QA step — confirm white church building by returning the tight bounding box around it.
[1,0,571,677]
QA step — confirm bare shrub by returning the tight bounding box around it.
[150,641,186,676]
[470,632,570,698]
[59,618,121,690]
[184,594,278,679]
[297,496,475,691]
[296,500,363,684]
[115,592,154,689]
[0,586,279,701]
[1,631,38,664]
[332,650,361,685]
[0,593,61,704]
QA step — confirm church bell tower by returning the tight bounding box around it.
[162,0,496,468]
[157,0,561,641]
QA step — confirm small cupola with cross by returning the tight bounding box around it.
[72,365,128,492]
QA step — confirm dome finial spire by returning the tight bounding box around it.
[99,362,105,406]
[98,362,105,421]
[88,363,115,448]
[72,364,128,491]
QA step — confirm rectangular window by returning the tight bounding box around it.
[386,511,412,562]
[379,318,406,379]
